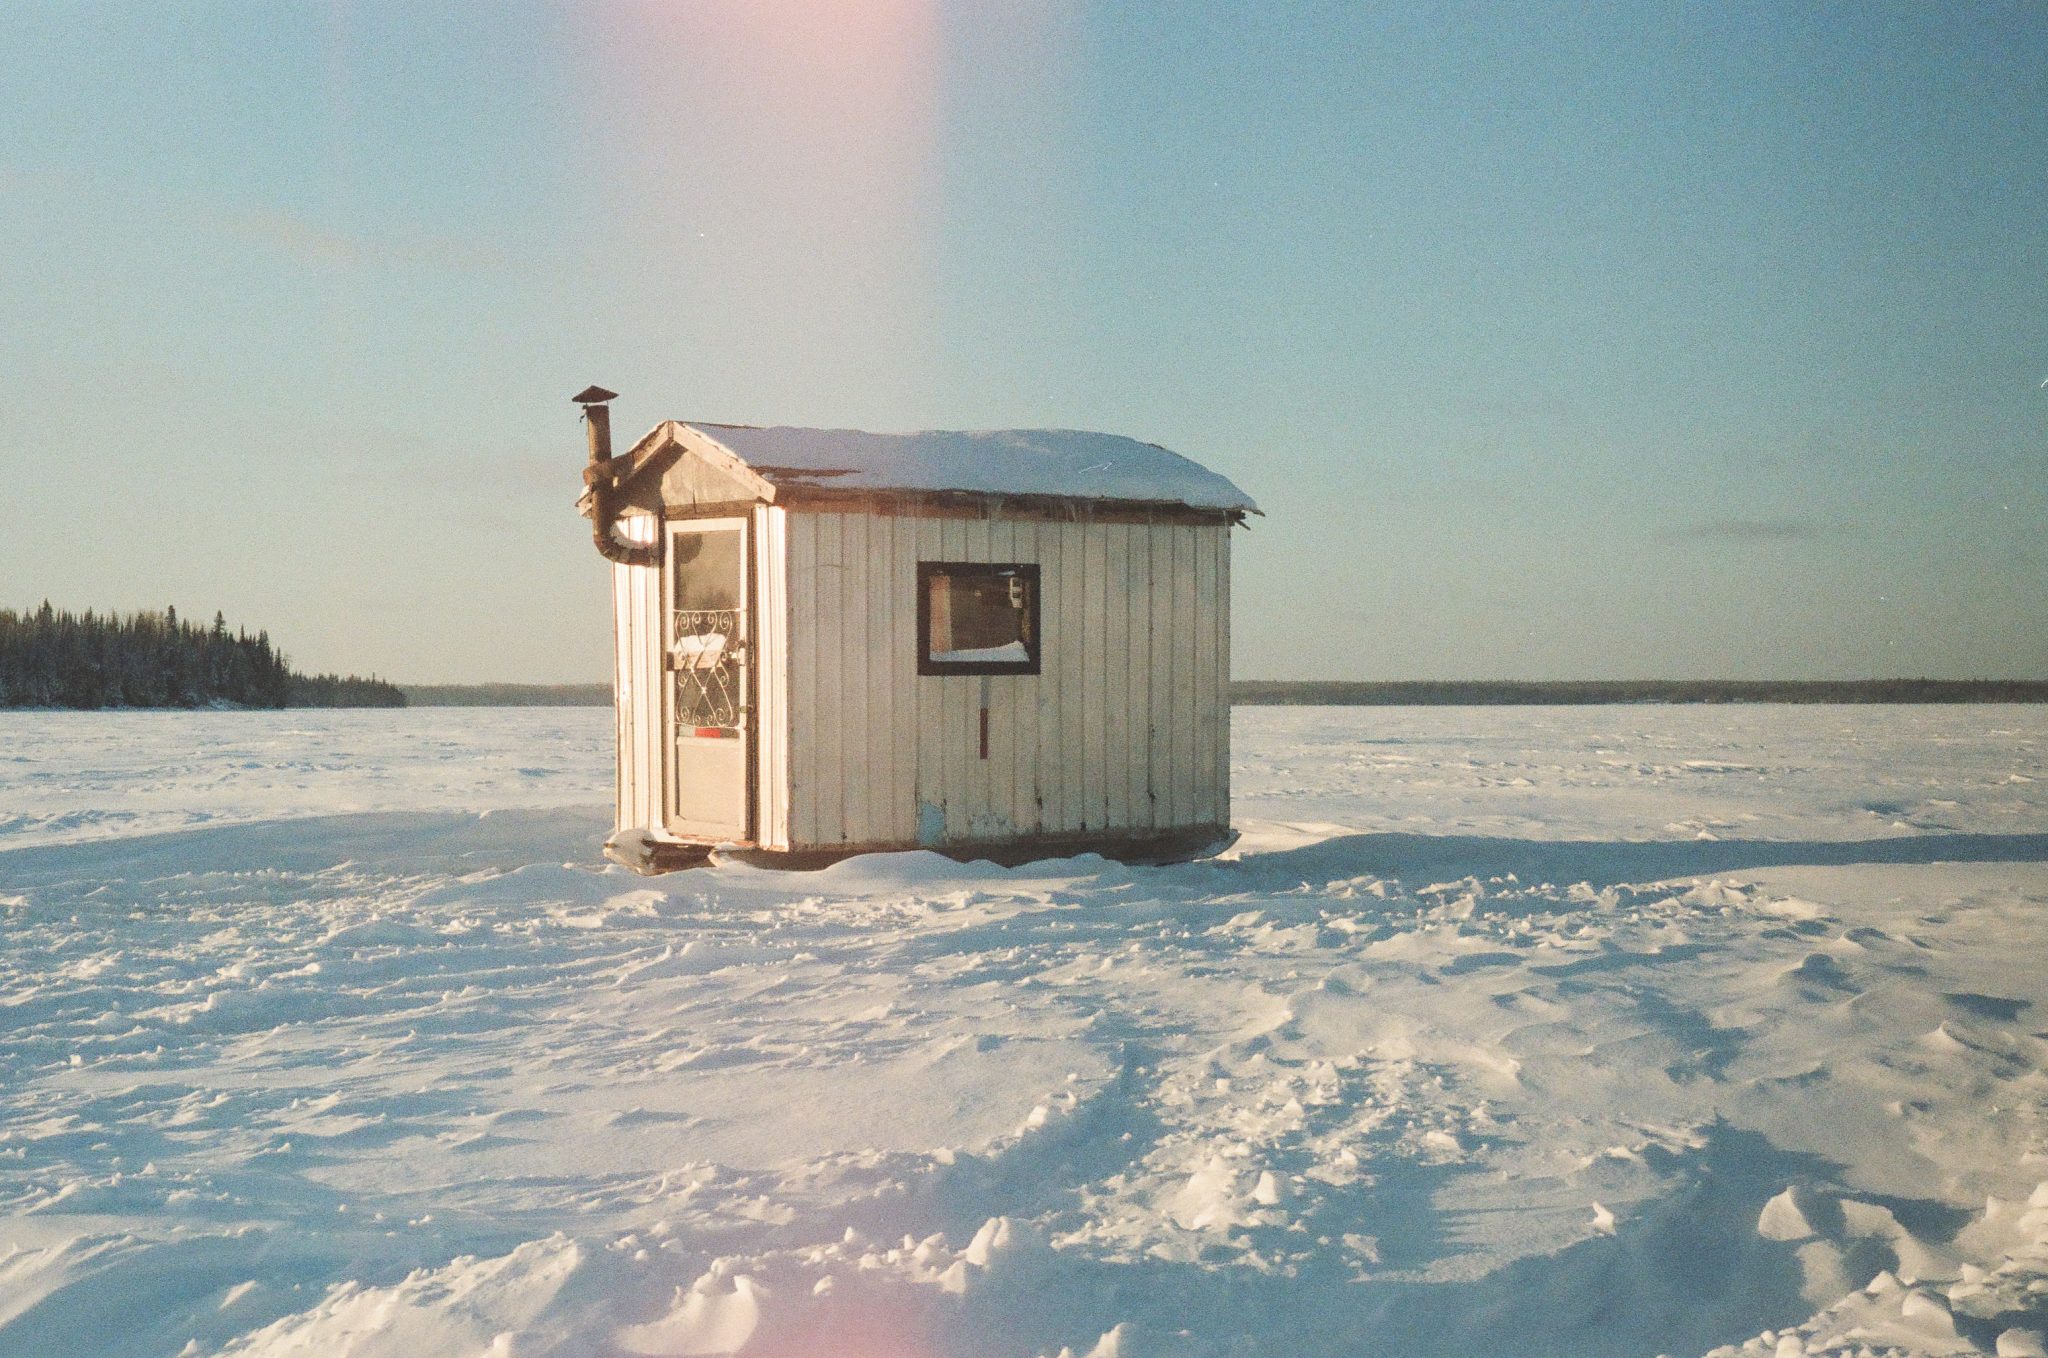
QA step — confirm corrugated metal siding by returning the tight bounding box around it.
[610,514,663,835]
[782,510,1231,851]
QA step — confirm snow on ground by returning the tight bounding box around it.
[0,705,2044,1358]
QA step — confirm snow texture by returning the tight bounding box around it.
[930,641,1031,664]
[1,704,2044,1357]
[689,424,1261,514]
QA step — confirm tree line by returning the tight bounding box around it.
[0,603,404,709]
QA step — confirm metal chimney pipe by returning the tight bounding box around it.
[574,386,658,567]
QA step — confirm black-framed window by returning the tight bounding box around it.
[917,562,1041,676]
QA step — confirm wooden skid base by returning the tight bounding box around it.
[603,831,714,875]
[714,825,1238,873]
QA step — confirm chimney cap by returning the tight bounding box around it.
[572,385,618,405]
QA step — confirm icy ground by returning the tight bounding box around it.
[1,706,2045,1358]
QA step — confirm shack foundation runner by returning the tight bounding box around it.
[573,387,1260,872]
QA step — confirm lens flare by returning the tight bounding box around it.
[586,2,946,411]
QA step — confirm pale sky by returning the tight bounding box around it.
[2,2,2043,683]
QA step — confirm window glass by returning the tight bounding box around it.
[919,563,1040,674]
[671,527,744,727]
[673,530,742,612]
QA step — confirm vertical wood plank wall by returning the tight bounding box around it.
[782,510,1232,850]
[610,515,664,835]
[751,506,792,850]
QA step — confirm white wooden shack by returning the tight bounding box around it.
[574,389,1259,871]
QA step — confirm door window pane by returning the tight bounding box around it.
[673,530,742,611]
[672,527,744,727]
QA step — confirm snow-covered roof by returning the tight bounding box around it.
[681,423,1259,515]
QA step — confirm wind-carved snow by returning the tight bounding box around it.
[0,705,2043,1356]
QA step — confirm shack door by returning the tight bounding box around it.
[664,517,751,842]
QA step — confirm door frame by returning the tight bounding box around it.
[661,514,757,844]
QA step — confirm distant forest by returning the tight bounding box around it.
[0,603,404,709]
[1232,679,2048,705]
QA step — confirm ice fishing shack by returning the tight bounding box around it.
[574,387,1259,872]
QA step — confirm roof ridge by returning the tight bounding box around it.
[669,423,1258,514]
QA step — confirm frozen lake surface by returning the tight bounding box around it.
[1,705,2044,1357]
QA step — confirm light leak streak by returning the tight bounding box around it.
[591,2,949,412]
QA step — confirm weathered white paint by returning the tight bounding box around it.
[780,509,1232,852]
[598,421,1248,862]
[1215,527,1233,831]
[609,514,664,837]
[751,505,792,851]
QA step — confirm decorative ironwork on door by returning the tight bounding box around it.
[670,608,743,729]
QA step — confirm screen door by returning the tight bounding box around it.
[664,517,750,841]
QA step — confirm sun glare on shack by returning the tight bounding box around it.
[576,388,1260,873]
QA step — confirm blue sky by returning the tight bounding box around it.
[2,2,2043,682]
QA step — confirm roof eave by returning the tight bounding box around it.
[766,482,1255,523]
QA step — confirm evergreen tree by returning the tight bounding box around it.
[0,606,404,708]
